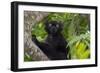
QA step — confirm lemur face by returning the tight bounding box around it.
[45,21,63,34]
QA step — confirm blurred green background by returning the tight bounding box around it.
[25,12,90,61]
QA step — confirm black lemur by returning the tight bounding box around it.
[32,21,69,60]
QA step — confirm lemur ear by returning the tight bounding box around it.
[58,21,63,25]
[44,20,49,26]
[58,21,63,29]
[44,20,50,33]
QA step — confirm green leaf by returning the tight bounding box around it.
[80,49,90,59]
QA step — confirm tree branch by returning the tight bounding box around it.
[24,11,49,61]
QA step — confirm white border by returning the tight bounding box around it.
[18,5,96,68]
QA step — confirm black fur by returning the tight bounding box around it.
[32,21,69,60]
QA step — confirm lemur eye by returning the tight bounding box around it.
[49,24,52,27]
[56,24,59,28]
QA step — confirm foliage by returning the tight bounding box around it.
[25,12,90,61]
[67,31,90,59]
[31,22,47,42]
[24,52,33,61]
